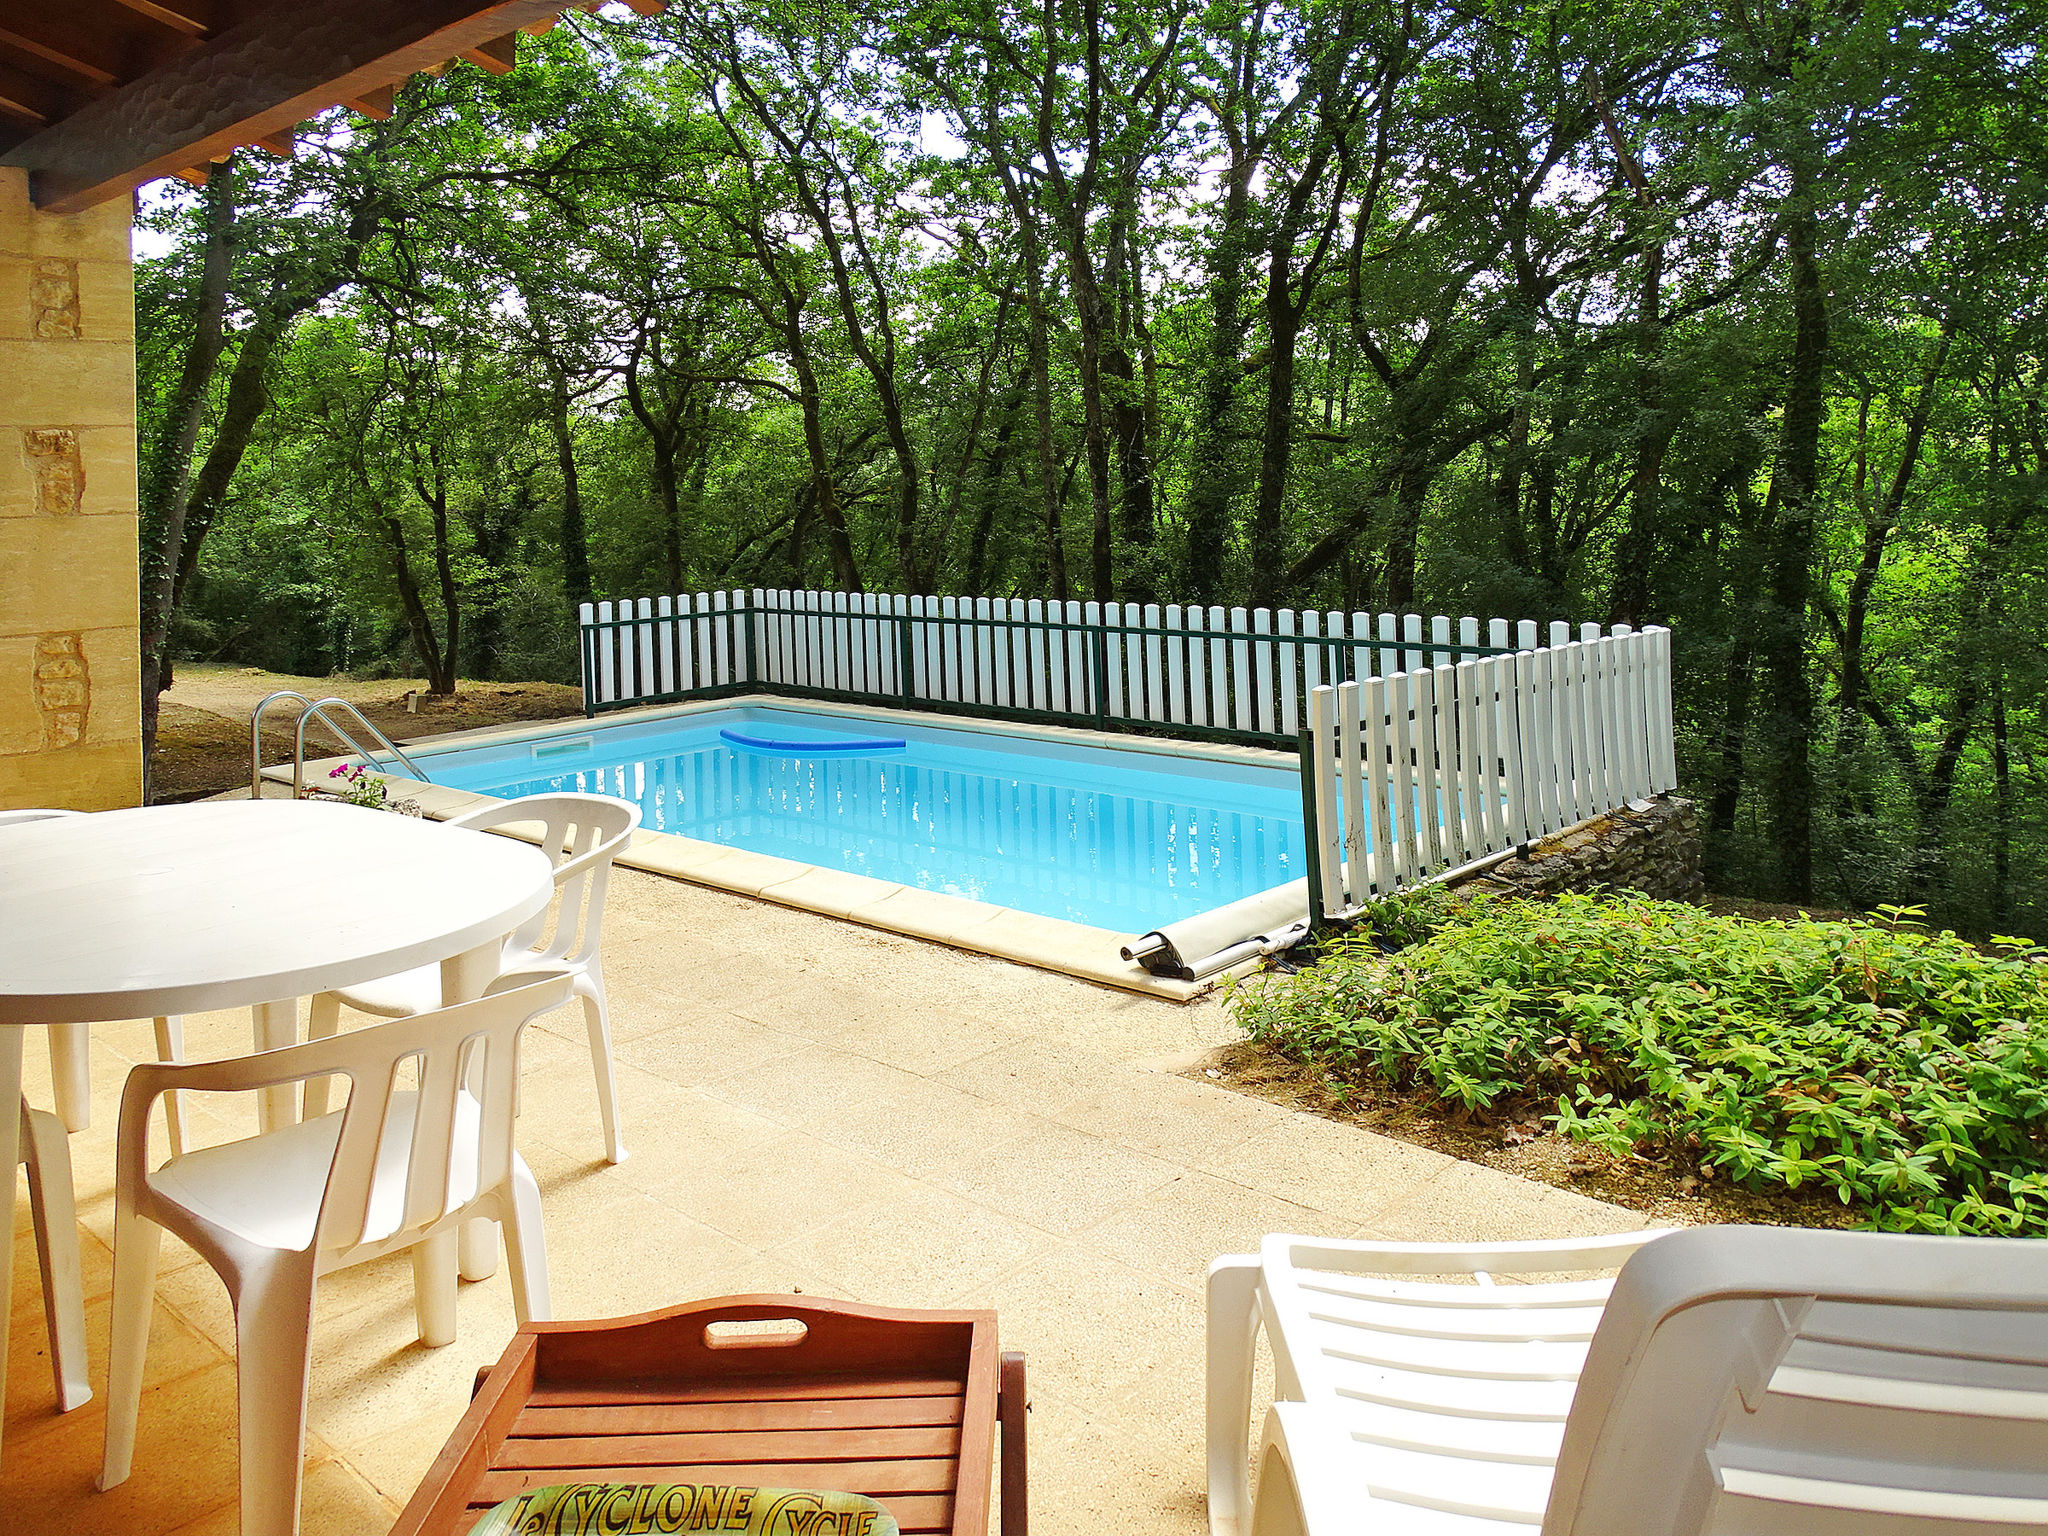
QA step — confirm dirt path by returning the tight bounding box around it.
[154,663,585,801]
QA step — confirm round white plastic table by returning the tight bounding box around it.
[0,799,554,1463]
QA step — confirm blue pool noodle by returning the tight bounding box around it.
[720,727,906,755]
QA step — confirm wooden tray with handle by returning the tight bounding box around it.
[391,1296,1027,1536]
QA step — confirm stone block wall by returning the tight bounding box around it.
[0,168,140,810]
[1452,795,1705,904]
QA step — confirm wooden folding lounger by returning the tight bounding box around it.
[392,1296,1027,1536]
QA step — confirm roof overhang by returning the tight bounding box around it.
[0,0,660,216]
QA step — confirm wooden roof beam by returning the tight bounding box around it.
[0,57,77,128]
[103,0,216,39]
[461,32,518,74]
[2,0,576,213]
[343,83,396,120]
[0,16,130,90]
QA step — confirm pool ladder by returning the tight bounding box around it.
[248,691,433,800]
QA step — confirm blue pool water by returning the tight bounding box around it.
[419,705,1304,929]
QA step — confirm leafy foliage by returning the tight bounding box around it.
[1232,894,2048,1234]
[133,0,2048,935]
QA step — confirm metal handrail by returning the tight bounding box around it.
[248,690,432,800]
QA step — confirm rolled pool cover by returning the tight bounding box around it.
[720,727,906,754]
[1123,878,1313,983]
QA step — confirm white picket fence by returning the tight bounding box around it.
[1300,623,1676,922]
[578,588,1554,742]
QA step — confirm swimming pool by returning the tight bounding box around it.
[418,704,1305,931]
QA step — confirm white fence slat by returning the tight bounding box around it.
[1611,628,1642,801]
[1102,601,1125,720]
[1337,680,1366,911]
[978,593,1003,708]
[1387,668,1417,889]
[1278,610,1299,736]
[1024,599,1046,712]
[1302,609,1324,704]
[1649,627,1677,791]
[865,592,884,695]
[1459,615,1479,652]
[635,598,655,698]
[1569,636,1599,821]
[1495,654,1527,847]
[1208,606,1230,728]
[1163,604,1187,725]
[1489,617,1509,650]
[1309,686,1344,908]
[1402,611,1423,675]
[1413,665,1444,871]
[1229,608,1253,734]
[656,595,677,695]
[910,594,932,701]
[1362,675,1394,893]
[1139,603,1163,723]
[1079,601,1101,717]
[593,601,615,704]
[1458,659,1489,856]
[1596,635,1624,813]
[997,595,1017,707]
[1252,608,1274,734]
[938,596,960,702]
[839,590,858,693]
[1431,614,1452,671]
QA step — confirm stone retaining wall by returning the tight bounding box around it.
[1452,795,1704,904]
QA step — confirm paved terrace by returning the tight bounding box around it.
[6,866,1642,1534]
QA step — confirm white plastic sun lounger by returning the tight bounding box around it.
[1209,1224,2048,1536]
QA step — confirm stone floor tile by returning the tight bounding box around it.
[641,1131,924,1251]
[1076,1171,1352,1290]
[977,1244,1205,1402]
[934,1038,1136,1116]
[616,1013,808,1088]
[1372,1160,1650,1245]
[1,1360,244,1534]
[1195,1110,1455,1223]
[1052,1070,1289,1158]
[766,1184,1057,1310]
[938,1123,1182,1236]
[162,1455,397,1536]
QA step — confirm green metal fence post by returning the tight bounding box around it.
[1091,624,1110,730]
[1298,724,1326,934]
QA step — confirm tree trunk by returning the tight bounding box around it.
[137,165,237,795]
[1183,147,1259,603]
[1758,193,1829,902]
[382,514,457,696]
[542,352,593,608]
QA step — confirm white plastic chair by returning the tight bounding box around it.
[99,972,573,1536]
[0,808,120,1136]
[16,1095,90,1413]
[306,793,639,1163]
[1211,1224,2048,1536]
[1208,1230,1668,1536]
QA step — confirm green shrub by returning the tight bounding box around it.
[1231,893,2048,1235]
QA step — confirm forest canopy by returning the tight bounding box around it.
[138,0,2048,936]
